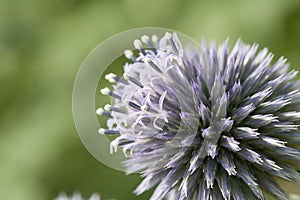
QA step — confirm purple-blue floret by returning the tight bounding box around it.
[98,32,300,200]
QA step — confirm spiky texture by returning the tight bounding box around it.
[98,32,300,200]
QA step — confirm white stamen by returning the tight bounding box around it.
[140,105,148,112]
[104,104,111,111]
[124,50,134,59]
[141,35,150,43]
[123,72,129,80]
[110,139,119,153]
[144,57,151,64]
[105,73,117,83]
[96,108,104,115]
[98,128,105,135]
[133,39,142,49]
[100,87,110,95]
[153,117,163,131]
[152,35,159,44]
[165,32,172,40]
[159,91,168,111]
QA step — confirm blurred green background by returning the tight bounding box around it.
[1,0,300,199]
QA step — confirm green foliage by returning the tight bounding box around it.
[0,0,299,199]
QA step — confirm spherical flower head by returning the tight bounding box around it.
[98,32,300,200]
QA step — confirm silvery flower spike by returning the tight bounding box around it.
[97,32,300,200]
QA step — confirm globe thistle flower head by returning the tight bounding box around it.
[98,32,300,200]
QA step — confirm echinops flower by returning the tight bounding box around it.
[97,32,300,200]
